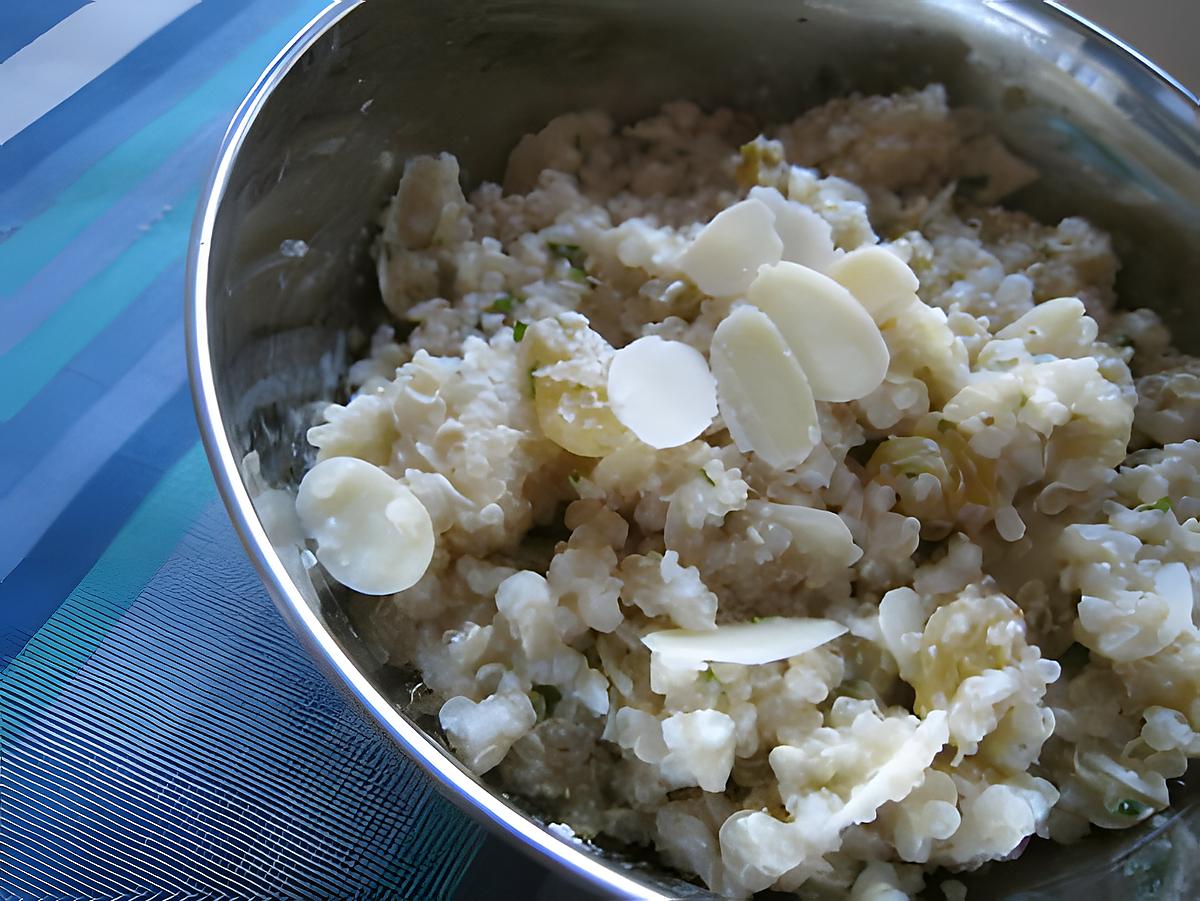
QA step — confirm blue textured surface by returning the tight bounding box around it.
[2,503,481,898]
[0,3,486,897]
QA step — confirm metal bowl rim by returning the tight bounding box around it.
[183,1,1198,896]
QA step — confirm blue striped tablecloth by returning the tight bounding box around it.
[0,3,490,896]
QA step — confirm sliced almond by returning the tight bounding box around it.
[642,617,847,665]
[748,261,890,402]
[748,186,836,272]
[681,198,782,297]
[607,336,717,449]
[710,306,821,469]
[826,246,920,324]
[765,503,862,567]
[296,456,434,595]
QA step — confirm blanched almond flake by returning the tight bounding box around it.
[766,503,862,567]
[296,456,434,595]
[607,336,717,449]
[826,245,920,323]
[710,306,820,469]
[642,617,847,665]
[748,186,836,272]
[681,198,782,297]
[748,261,890,402]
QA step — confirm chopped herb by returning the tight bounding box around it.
[568,471,582,490]
[528,367,537,398]
[701,668,720,684]
[1115,798,1146,817]
[751,616,765,624]
[548,242,587,268]
[1136,496,1172,513]
[937,418,956,433]
[1018,394,1030,409]
[568,266,589,285]
[512,320,528,342]
[488,295,515,314]
[533,684,562,718]
[700,468,716,487]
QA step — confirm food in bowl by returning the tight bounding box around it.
[290,85,1200,897]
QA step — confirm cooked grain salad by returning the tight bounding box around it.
[291,86,1200,898]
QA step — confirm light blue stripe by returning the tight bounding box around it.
[0,0,304,207]
[0,122,218,354]
[0,9,315,297]
[0,323,185,579]
[0,443,213,735]
[0,192,195,423]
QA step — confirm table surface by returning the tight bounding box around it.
[0,2,1193,899]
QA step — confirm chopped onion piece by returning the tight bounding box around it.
[607,336,717,449]
[710,306,820,469]
[296,456,434,595]
[642,617,848,665]
[748,186,836,272]
[826,246,920,323]
[748,261,890,402]
[681,198,782,297]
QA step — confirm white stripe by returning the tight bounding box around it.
[0,324,186,581]
[0,0,201,145]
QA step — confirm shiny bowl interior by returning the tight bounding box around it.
[186,1,1200,896]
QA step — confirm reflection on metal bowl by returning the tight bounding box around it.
[186,2,1199,897]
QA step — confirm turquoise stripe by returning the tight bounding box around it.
[0,8,317,298]
[0,443,214,741]
[0,192,196,423]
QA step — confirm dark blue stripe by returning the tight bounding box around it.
[1,505,481,898]
[0,0,305,213]
[0,0,235,190]
[0,259,184,497]
[0,0,90,63]
[0,383,197,666]
[0,127,217,353]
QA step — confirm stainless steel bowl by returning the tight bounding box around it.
[187,1,1200,896]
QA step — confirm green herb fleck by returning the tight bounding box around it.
[568,471,582,490]
[533,684,562,718]
[700,468,716,487]
[701,668,720,684]
[1115,798,1146,817]
[568,266,589,285]
[528,367,537,398]
[548,242,587,268]
[1136,496,1172,513]
[512,320,528,342]
[751,616,766,624]
[488,295,515,314]
[937,418,956,433]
